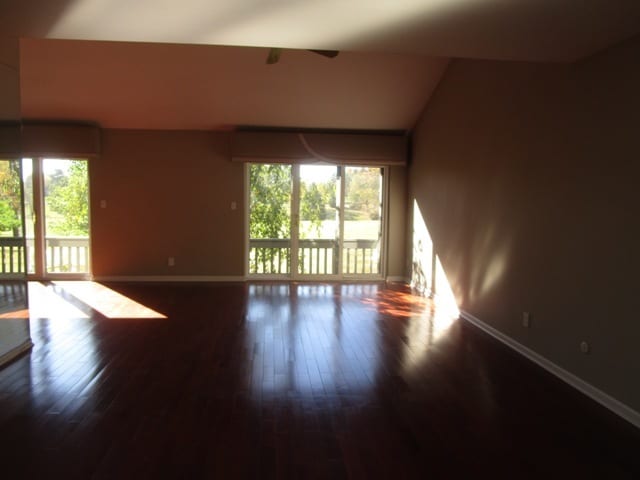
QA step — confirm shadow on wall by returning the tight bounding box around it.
[411,199,459,316]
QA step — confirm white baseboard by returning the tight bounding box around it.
[95,276,404,284]
[386,276,410,283]
[93,275,246,283]
[0,340,33,369]
[460,310,640,429]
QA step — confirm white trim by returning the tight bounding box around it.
[95,275,390,284]
[33,158,45,277]
[243,163,250,278]
[338,166,345,277]
[29,273,92,281]
[246,274,291,281]
[460,310,640,429]
[291,164,300,277]
[0,339,33,368]
[93,275,246,283]
[386,276,410,283]
[381,166,389,280]
[245,275,383,283]
[341,274,385,281]
[293,274,341,282]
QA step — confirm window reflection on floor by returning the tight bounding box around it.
[245,283,381,401]
[26,281,167,409]
[243,282,459,404]
[360,286,459,376]
[28,283,98,402]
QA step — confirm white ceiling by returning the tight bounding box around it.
[5,0,640,130]
[20,39,448,130]
[5,0,640,61]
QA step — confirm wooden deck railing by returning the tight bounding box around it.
[342,239,380,275]
[45,237,90,273]
[2,236,377,276]
[0,237,25,275]
[0,237,90,275]
[249,238,379,275]
[249,238,293,275]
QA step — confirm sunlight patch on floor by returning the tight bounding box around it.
[28,282,90,319]
[361,288,429,318]
[0,308,30,319]
[52,281,167,319]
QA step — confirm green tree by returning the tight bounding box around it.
[0,160,22,235]
[250,165,336,239]
[345,167,381,220]
[249,164,292,273]
[250,164,291,239]
[46,161,89,236]
[300,180,333,237]
[0,201,19,234]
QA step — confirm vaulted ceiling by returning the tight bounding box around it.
[19,39,448,131]
[4,0,640,131]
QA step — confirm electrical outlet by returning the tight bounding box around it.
[168,257,175,267]
[522,312,531,328]
[580,341,590,354]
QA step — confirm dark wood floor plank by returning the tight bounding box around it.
[0,281,639,479]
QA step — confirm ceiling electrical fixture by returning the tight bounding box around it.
[266,48,282,64]
[266,47,339,64]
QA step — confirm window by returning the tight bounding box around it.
[247,163,385,279]
[22,158,91,278]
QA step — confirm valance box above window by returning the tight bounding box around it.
[0,123,101,158]
[231,131,408,166]
[0,123,20,156]
[22,124,101,158]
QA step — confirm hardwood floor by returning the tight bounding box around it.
[0,281,638,479]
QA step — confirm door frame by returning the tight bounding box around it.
[24,157,92,281]
[245,163,387,281]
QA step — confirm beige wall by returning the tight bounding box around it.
[386,166,407,279]
[409,36,640,411]
[91,130,245,277]
[0,37,20,121]
[91,129,408,278]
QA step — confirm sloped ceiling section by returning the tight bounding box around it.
[20,39,448,131]
[7,0,640,130]
[4,0,640,62]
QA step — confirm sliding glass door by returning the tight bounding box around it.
[343,166,383,275]
[297,165,339,276]
[248,163,384,279]
[248,164,292,275]
[22,158,91,278]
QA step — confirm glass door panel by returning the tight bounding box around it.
[248,164,292,275]
[298,165,338,275]
[343,167,382,275]
[42,159,90,274]
[247,163,385,279]
[0,159,25,276]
